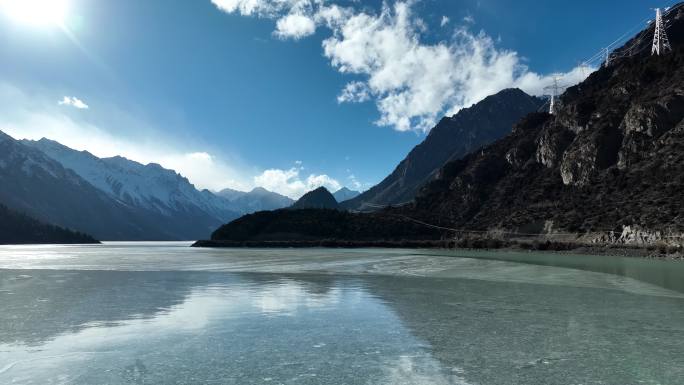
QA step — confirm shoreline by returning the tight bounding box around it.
[192,239,684,260]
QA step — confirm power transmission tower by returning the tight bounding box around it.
[652,8,672,55]
[577,61,590,78]
[543,75,565,115]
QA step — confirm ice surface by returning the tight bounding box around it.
[1,244,684,384]
[0,242,682,297]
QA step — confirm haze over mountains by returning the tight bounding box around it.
[217,187,294,212]
[5,4,682,249]
[0,87,542,243]
[2,132,351,241]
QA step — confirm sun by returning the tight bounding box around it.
[1,0,69,27]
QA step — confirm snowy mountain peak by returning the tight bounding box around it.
[21,139,238,221]
[333,187,361,202]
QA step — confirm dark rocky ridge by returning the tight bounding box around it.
[201,6,684,249]
[342,88,544,211]
[0,203,98,244]
[290,187,339,210]
[208,209,439,243]
[402,4,684,244]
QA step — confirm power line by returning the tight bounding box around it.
[580,3,683,68]
[535,3,680,115]
[389,212,684,240]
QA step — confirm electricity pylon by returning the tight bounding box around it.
[652,8,672,55]
[543,75,565,115]
[603,47,612,67]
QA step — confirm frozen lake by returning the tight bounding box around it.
[1,243,683,384]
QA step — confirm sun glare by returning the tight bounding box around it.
[1,0,69,27]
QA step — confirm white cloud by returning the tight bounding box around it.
[211,0,593,132]
[337,81,370,103]
[347,173,362,190]
[440,16,449,27]
[2,83,352,196]
[253,165,341,199]
[159,152,252,192]
[58,96,88,109]
[1,83,251,192]
[210,0,270,16]
[210,0,309,17]
[463,15,475,24]
[275,13,316,39]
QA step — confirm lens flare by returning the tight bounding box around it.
[1,0,69,27]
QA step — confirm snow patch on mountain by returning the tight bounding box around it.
[23,138,238,221]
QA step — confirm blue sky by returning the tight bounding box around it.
[0,0,674,198]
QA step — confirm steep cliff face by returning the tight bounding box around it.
[342,88,544,211]
[408,5,684,239]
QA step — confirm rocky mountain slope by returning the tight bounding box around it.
[290,187,339,210]
[342,88,544,211]
[0,203,98,244]
[403,5,684,244]
[217,187,293,213]
[204,6,684,248]
[332,187,360,202]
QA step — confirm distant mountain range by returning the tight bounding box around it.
[0,132,295,241]
[24,138,240,229]
[1,130,172,241]
[332,187,360,202]
[217,187,294,212]
[342,88,544,210]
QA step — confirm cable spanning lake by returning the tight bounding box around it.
[1,243,683,384]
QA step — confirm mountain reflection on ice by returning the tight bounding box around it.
[0,270,468,384]
[1,244,684,384]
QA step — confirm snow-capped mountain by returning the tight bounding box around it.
[332,187,360,202]
[0,130,185,240]
[217,187,293,213]
[23,138,239,224]
[6,135,301,239]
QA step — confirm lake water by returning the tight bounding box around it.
[1,243,683,385]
